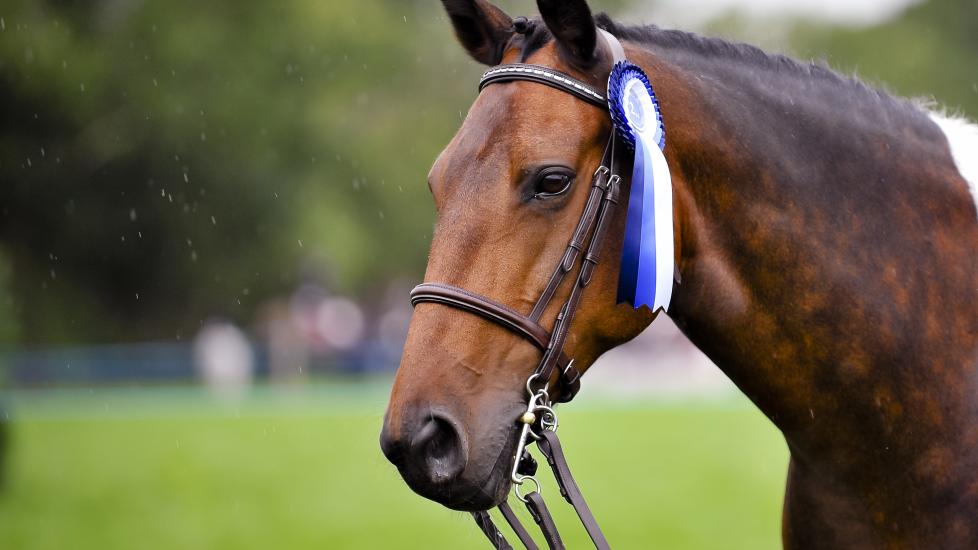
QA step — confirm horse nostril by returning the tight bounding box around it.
[410,415,466,483]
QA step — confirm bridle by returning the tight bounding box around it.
[409,32,628,550]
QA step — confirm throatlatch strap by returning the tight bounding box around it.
[537,431,611,550]
[525,492,565,550]
[499,500,540,550]
[472,510,514,550]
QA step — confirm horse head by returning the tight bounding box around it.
[379,0,658,511]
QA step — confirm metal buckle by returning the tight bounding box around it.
[510,374,560,501]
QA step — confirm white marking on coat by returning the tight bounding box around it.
[929,111,978,216]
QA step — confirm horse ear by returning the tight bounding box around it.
[441,0,514,66]
[536,0,598,65]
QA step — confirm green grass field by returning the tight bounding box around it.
[0,382,788,549]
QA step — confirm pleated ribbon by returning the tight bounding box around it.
[608,62,674,312]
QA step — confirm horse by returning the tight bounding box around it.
[380,0,978,547]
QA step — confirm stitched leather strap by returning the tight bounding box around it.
[472,510,514,550]
[411,283,554,353]
[480,64,606,109]
[499,500,539,550]
[409,283,577,397]
[537,430,611,550]
[525,492,564,550]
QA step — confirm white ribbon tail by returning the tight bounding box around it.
[649,144,674,312]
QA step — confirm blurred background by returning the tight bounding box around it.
[0,0,974,548]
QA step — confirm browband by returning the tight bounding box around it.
[479,64,606,108]
[478,29,626,110]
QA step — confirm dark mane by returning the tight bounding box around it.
[511,13,935,150]
[592,13,911,111]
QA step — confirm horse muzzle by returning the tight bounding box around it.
[380,406,518,511]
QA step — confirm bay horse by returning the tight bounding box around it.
[380,0,978,547]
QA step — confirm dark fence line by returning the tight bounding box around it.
[0,340,396,388]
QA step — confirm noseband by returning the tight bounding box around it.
[409,33,628,550]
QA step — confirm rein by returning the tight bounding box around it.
[410,32,627,550]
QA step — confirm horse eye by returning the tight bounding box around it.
[533,170,574,199]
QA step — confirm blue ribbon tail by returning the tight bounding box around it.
[617,135,657,308]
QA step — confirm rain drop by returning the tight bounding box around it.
[297,239,303,248]
[211,215,217,225]
[130,208,137,221]
[80,83,85,92]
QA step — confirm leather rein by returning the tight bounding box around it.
[409,35,628,550]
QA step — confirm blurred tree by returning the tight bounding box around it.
[791,0,978,119]
[0,0,471,344]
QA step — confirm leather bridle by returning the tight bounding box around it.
[409,33,629,550]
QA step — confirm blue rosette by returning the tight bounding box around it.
[610,61,674,312]
[607,61,665,151]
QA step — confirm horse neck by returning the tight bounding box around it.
[628,44,978,454]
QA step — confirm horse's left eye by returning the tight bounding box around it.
[533,169,574,199]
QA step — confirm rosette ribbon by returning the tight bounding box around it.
[609,62,674,312]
